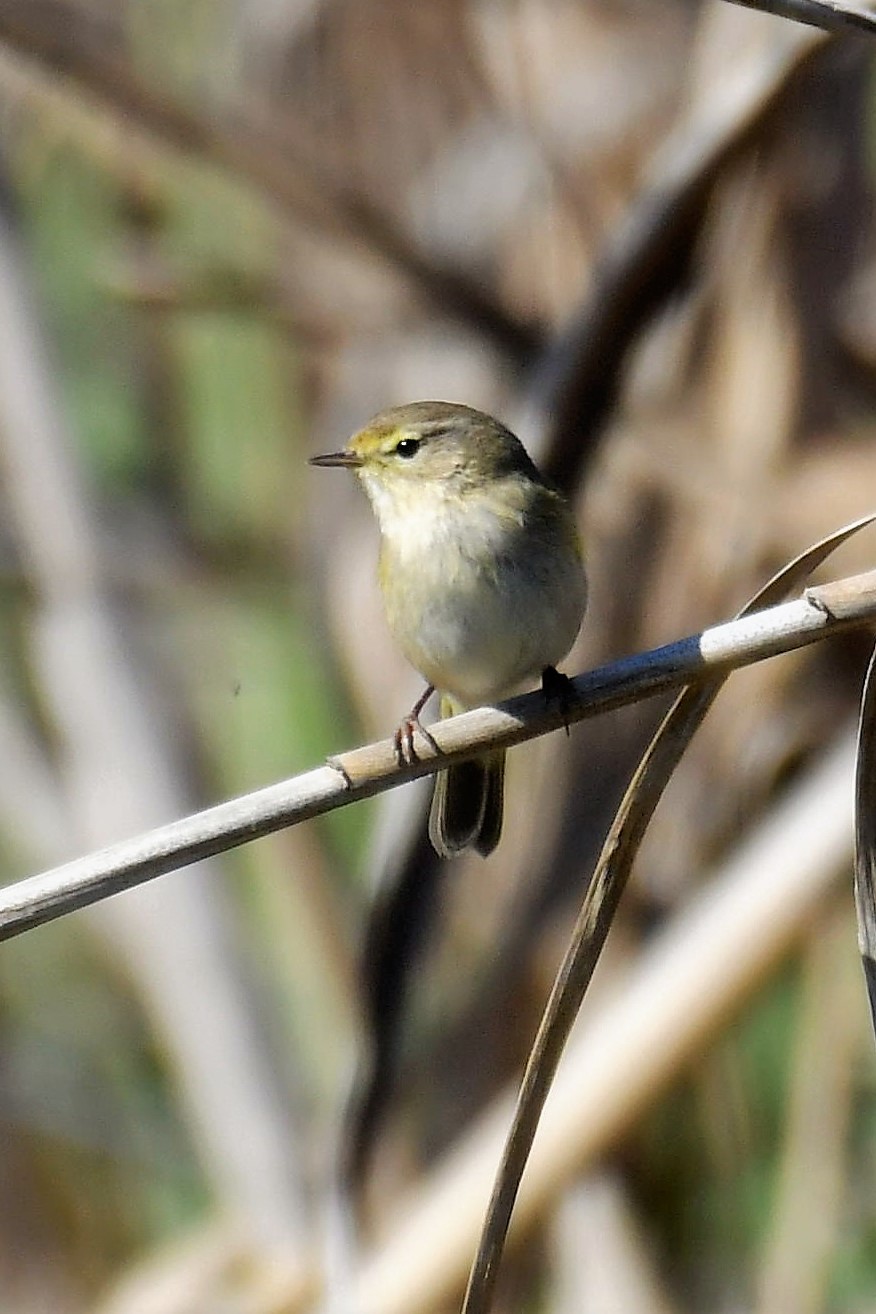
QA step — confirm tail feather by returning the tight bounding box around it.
[473,752,505,857]
[428,750,505,858]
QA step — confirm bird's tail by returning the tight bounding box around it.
[428,694,505,857]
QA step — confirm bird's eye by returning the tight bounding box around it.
[395,438,421,459]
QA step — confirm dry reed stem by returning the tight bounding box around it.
[551,1176,682,1314]
[0,569,874,942]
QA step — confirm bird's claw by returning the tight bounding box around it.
[394,684,439,765]
[394,714,440,766]
[542,665,575,736]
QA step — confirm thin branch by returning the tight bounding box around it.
[0,569,874,942]
[723,0,876,35]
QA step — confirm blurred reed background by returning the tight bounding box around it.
[0,1,875,1311]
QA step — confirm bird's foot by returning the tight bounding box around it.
[541,666,575,736]
[394,684,439,765]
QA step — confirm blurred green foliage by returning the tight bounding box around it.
[0,122,366,1293]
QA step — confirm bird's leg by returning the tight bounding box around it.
[394,683,439,765]
[541,665,575,736]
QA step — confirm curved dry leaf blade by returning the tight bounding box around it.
[725,0,876,35]
[855,642,876,1040]
[463,512,876,1314]
[750,513,876,612]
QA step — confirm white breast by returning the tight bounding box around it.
[367,473,586,706]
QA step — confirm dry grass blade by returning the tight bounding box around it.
[462,512,876,1314]
[724,0,876,34]
[854,642,876,1038]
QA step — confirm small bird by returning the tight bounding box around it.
[310,401,587,858]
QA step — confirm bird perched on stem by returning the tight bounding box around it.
[310,401,587,858]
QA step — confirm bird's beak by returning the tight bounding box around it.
[309,450,363,468]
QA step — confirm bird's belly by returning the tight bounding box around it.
[382,532,585,706]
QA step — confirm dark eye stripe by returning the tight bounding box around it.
[396,438,421,458]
